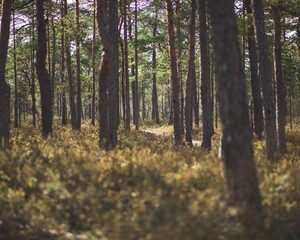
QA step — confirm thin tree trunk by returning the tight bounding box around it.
[124,0,131,130]
[13,9,18,128]
[47,10,51,79]
[252,0,277,160]
[36,0,53,137]
[51,17,56,114]
[165,0,183,144]
[92,0,96,126]
[152,12,159,124]
[75,0,82,130]
[31,15,36,127]
[61,0,67,126]
[199,0,212,150]
[185,0,196,145]
[64,0,76,129]
[272,5,287,154]
[134,0,139,129]
[208,0,263,236]
[244,0,264,140]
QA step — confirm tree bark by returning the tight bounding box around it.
[272,5,287,154]
[92,0,96,126]
[124,0,131,130]
[199,0,212,150]
[51,17,56,114]
[208,0,263,236]
[0,0,12,147]
[97,0,119,149]
[134,0,139,129]
[75,0,82,130]
[152,12,159,125]
[30,15,36,127]
[61,0,67,126]
[185,0,196,145]
[13,9,18,128]
[64,0,76,129]
[36,0,53,137]
[165,0,183,144]
[252,0,277,160]
[244,0,264,140]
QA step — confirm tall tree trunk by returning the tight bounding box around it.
[252,0,277,160]
[134,0,139,129]
[31,15,36,127]
[97,0,119,149]
[199,0,212,150]
[165,0,183,144]
[119,27,126,124]
[208,0,263,236]
[51,17,56,114]
[36,0,53,137]
[244,0,264,140]
[61,0,67,126]
[13,9,18,128]
[152,12,159,124]
[47,10,51,79]
[0,0,12,147]
[92,0,96,126]
[64,0,76,129]
[175,0,184,133]
[75,0,82,130]
[124,0,131,130]
[185,0,196,145]
[272,5,287,154]
[193,68,199,127]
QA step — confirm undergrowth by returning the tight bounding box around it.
[0,120,299,240]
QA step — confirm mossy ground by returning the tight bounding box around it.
[0,118,299,240]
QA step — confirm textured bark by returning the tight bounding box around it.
[152,14,159,124]
[185,0,196,145]
[272,6,287,154]
[97,0,119,149]
[244,0,264,140]
[75,0,82,130]
[0,0,12,147]
[36,0,53,137]
[199,0,212,150]
[119,30,126,124]
[252,0,277,160]
[165,0,183,144]
[124,0,131,130]
[64,0,76,129]
[209,0,263,235]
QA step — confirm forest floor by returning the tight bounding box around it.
[0,118,300,240]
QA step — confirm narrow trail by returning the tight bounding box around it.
[141,130,201,146]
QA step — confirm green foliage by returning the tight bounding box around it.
[0,121,300,239]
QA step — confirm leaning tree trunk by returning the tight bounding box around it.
[272,5,287,154]
[252,0,277,160]
[244,0,264,140]
[165,0,183,144]
[36,0,53,137]
[0,0,12,147]
[199,0,212,150]
[209,0,263,236]
[185,0,196,146]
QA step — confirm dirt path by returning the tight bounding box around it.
[141,130,201,146]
